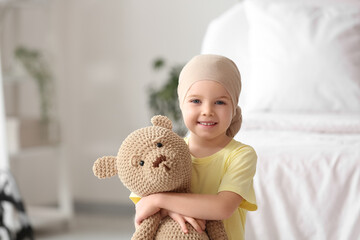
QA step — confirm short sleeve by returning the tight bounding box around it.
[218,145,257,211]
[129,192,141,204]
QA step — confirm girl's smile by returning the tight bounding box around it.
[198,121,217,126]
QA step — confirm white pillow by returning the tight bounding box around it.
[201,3,251,107]
[243,1,360,113]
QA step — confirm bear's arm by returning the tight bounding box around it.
[132,212,161,240]
[206,220,228,240]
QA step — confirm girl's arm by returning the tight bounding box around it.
[135,191,243,225]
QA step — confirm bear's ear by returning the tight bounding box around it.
[93,156,117,179]
[151,115,172,130]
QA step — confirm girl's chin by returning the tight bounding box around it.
[192,130,227,139]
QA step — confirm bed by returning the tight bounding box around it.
[201,1,360,239]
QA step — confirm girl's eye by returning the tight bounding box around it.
[191,99,201,104]
[215,100,225,105]
[156,142,163,148]
[139,160,145,166]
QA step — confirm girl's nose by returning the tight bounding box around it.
[201,102,214,116]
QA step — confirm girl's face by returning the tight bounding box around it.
[181,80,233,141]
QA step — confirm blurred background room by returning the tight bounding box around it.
[1,0,360,239]
[0,0,238,239]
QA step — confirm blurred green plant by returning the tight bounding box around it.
[14,46,54,124]
[148,58,187,136]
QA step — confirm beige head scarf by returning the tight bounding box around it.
[177,54,242,138]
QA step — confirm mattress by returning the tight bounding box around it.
[234,113,360,240]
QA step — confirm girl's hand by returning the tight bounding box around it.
[135,195,161,225]
[167,210,206,234]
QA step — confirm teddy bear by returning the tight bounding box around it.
[93,115,228,240]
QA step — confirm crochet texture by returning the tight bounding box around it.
[93,115,228,240]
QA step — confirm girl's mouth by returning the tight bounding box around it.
[198,121,217,126]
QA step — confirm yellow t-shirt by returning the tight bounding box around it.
[130,139,257,240]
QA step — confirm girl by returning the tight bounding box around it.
[132,54,257,240]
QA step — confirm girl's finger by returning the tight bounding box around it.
[170,212,188,234]
[134,215,142,226]
[197,219,206,231]
[134,216,140,229]
[184,216,203,233]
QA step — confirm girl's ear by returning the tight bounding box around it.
[93,156,117,179]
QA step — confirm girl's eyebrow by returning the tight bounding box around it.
[217,95,231,99]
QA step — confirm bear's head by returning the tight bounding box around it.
[93,115,192,197]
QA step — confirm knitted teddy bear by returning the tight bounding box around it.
[93,115,228,240]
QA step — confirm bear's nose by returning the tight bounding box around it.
[153,155,166,168]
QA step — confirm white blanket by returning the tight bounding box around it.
[242,112,360,134]
[235,113,360,240]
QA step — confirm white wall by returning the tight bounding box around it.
[2,0,238,206]
[0,53,9,171]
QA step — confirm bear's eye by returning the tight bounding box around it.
[139,160,145,166]
[156,142,163,148]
